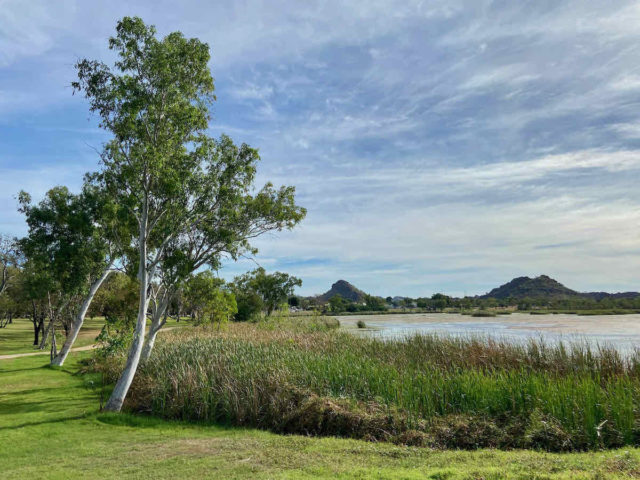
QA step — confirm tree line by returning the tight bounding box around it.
[297,291,640,314]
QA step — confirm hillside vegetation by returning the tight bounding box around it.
[481,275,640,301]
[318,280,367,302]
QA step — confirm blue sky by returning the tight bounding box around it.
[1,1,640,297]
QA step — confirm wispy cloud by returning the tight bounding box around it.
[2,1,640,296]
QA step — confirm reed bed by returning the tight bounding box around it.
[101,321,640,451]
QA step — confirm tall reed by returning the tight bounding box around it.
[105,323,640,451]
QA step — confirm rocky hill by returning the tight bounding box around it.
[481,275,580,299]
[481,275,639,299]
[318,280,366,302]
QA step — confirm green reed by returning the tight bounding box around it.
[111,322,640,450]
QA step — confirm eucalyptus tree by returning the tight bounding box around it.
[18,185,121,365]
[73,17,305,411]
[139,135,306,362]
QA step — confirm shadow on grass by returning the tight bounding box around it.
[0,396,96,415]
[0,386,74,397]
[96,412,171,428]
[96,412,240,434]
[0,365,49,374]
[0,413,90,431]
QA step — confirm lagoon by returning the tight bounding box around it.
[338,312,640,352]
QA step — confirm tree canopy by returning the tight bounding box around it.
[233,267,302,316]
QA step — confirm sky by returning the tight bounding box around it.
[1,0,640,297]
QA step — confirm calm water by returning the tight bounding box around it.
[337,312,640,352]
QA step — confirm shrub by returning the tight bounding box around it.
[471,311,497,317]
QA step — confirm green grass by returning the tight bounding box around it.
[3,353,640,478]
[0,316,190,356]
[0,317,105,356]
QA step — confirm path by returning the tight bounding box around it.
[0,343,97,360]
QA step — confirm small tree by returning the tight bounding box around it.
[0,234,19,296]
[431,293,450,311]
[234,290,264,321]
[183,271,223,322]
[364,294,387,311]
[90,272,139,324]
[328,294,345,313]
[0,235,20,328]
[233,267,302,316]
[287,296,300,308]
[184,271,236,328]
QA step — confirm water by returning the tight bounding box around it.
[337,312,640,353]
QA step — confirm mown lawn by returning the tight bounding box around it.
[1,353,640,479]
[0,317,106,356]
[0,317,189,356]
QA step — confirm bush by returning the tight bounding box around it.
[234,291,263,321]
[471,311,497,317]
[356,320,366,328]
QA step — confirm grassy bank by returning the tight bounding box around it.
[98,322,640,451]
[4,352,640,478]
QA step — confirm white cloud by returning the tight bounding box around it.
[0,0,77,66]
[3,1,640,296]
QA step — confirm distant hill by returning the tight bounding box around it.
[319,280,366,302]
[481,275,639,299]
[481,275,580,299]
[582,291,640,300]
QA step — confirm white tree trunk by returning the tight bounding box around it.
[104,203,149,412]
[51,267,113,367]
[140,292,170,363]
[39,318,53,350]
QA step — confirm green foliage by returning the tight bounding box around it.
[363,294,387,311]
[17,186,117,299]
[233,267,302,316]
[328,294,346,313]
[287,295,300,307]
[325,293,387,314]
[471,310,497,317]
[90,273,138,322]
[74,16,305,277]
[95,317,134,359]
[234,290,264,322]
[184,271,237,327]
